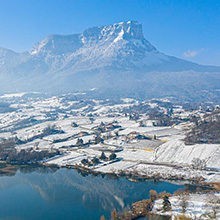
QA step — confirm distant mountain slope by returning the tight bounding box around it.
[0,21,219,101]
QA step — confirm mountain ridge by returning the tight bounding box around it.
[0,21,219,101]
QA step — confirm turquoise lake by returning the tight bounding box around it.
[0,167,184,220]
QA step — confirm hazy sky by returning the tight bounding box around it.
[0,0,219,65]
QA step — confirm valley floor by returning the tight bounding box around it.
[0,93,219,184]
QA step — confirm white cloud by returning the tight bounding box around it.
[183,48,204,58]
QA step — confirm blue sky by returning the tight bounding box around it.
[0,0,219,65]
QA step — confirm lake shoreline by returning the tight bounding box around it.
[0,162,219,219]
[0,164,187,220]
[1,161,217,191]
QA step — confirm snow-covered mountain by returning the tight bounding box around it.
[0,21,220,101]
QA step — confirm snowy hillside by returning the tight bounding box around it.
[0,21,220,100]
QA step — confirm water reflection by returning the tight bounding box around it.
[0,167,184,220]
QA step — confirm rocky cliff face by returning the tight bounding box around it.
[0,21,219,101]
[29,21,160,72]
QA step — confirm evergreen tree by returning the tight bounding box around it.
[162,195,171,212]
[76,138,84,146]
[100,152,107,161]
[109,152,117,160]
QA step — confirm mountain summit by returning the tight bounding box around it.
[31,21,156,55]
[30,21,159,72]
[0,21,219,101]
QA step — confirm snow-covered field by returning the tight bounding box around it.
[155,139,220,169]
[0,93,219,185]
[153,193,220,219]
